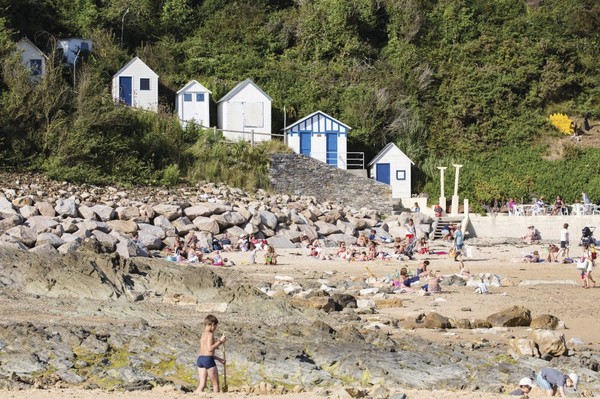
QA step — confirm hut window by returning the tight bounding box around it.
[140,78,150,90]
[184,93,192,102]
[30,59,42,76]
[396,170,406,180]
[196,93,205,102]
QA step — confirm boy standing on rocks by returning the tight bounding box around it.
[195,314,226,394]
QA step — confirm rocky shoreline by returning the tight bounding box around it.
[0,173,598,397]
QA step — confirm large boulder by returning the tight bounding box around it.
[421,312,452,329]
[259,210,278,230]
[3,225,38,247]
[106,220,138,235]
[314,221,342,236]
[116,239,148,258]
[296,224,318,241]
[19,205,39,219]
[486,306,531,327]
[530,314,560,330]
[213,211,246,228]
[184,205,213,220]
[35,201,56,217]
[78,205,97,220]
[137,231,162,250]
[508,338,538,358]
[172,216,196,236]
[267,236,296,249]
[116,206,140,221]
[54,199,78,218]
[91,230,119,252]
[531,330,568,357]
[152,204,181,221]
[25,216,60,234]
[193,217,220,235]
[277,229,303,243]
[138,223,167,239]
[0,214,24,232]
[153,215,176,235]
[35,232,64,248]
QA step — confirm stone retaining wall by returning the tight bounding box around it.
[269,153,392,214]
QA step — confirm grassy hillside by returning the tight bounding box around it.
[0,0,598,202]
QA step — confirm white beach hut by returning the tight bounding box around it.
[16,37,46,77]
[368,143,414,199]
[176,80,211,127]
[57,38,93,64]
[284,111,350,169]
[112,57,159,112]
[217,79,272,142]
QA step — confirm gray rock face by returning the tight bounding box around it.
[55,199,78,218]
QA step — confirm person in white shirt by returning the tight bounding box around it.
[558,223,569,259]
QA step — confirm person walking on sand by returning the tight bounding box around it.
[195,315,226,394]
[536,367,578,397]
[557,223,570,259]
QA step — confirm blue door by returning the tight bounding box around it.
[300,132,311,156]
[376,163,390,184]
[326,133,338,166]
[119,76,132,106]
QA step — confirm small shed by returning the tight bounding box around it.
[112,57,158,112]
[57,38,93,64]
[368,143,414,199]
[16,37,46,77]
[176,80,211,127]
[217,79,272,142]
[284,111,350,169]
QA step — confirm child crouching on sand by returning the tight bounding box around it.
[195,315,226,393]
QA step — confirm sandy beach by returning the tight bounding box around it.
[0,239,597,399]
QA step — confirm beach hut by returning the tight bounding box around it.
[368,143,414,199]
[16,37,46,77]
[217,79,272,142]
[284,111,350,169]
[112,57,158,112]
[176,80,211,127]
[57,38,93,64]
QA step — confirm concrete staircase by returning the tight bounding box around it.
[430,216,465,240]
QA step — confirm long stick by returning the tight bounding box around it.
[222,341,228,392]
